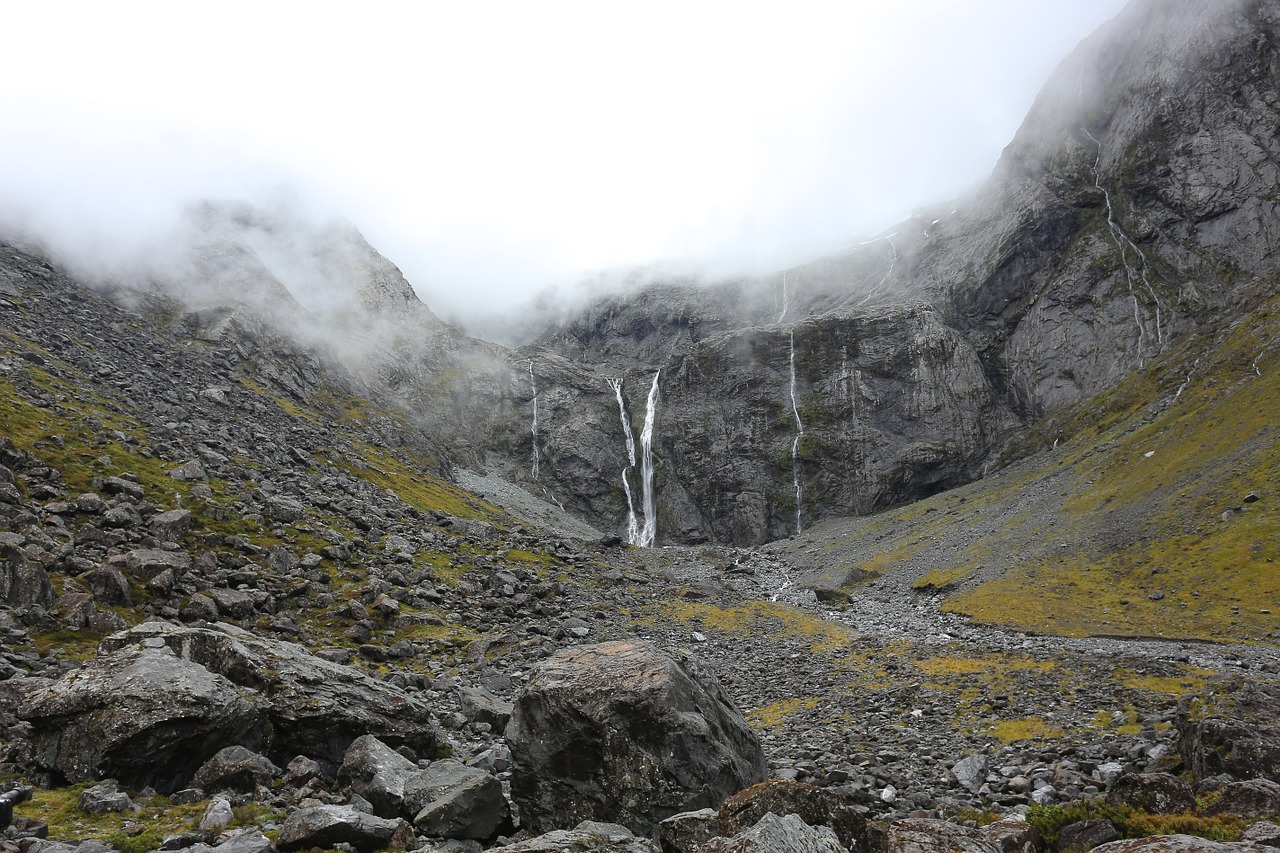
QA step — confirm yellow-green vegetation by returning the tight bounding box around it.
[911,567,972,592]
[31,629,107,662]
[660,599,856,654]
[1115,664,1216,696]
[238,375,313,422]
[788,291,1280,644]
[18,784,207,853]
[947,296,1280,641]
[988,716,1064,744]
[324,441,507,526]
[1026,801,1252,846]
[746,696,821,728]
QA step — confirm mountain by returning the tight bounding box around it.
[1,1,1279,847]
[515,0,1280,544]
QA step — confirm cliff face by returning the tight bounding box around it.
[507,0,1280,544]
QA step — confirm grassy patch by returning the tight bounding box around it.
[1115,664,1216,696]
[1027,802,1251,847]
[746,696,821,729]
[911,567,972,592]
[18,783,207,848]
[989,717,1064,744]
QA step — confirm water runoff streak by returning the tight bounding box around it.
[788,331,805,534]
[607,378,641,544]
[528,360,540,480]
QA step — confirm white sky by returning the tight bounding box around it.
[0,1,1130,322]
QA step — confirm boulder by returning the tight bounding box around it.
[1057,820,1121,853]
[82,568,131,606]
[1106,773,1196,814]
[77,781,134,814]
[458,686,513,730]
[19,622,442,791]
[1178,675,1280,783]
[275,805,414,853]
[1200,779,1280,819]
[1091,836,1269,853]
[99,622,443,766]
[703,812,848,852]
[19,640,265,792]
[123,549,192,580]
[149,509,192,541]
[412,759,509,839]
[877,818,1001,853]
[506,640,767,836]
[499,820,661,852]
[339,734,430,818]
[658,808,719,853]
[981,818,1040,853]
[1239,822,1280,847]
[951,755,990,795]
[717,779,865,853]
[191,745,280,793]
[0,543,54,612]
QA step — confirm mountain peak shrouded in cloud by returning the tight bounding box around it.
[1,1,1131,329]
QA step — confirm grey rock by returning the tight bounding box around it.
[1239,822,1280,848]
[1200,779,1280,819]
[411,759,509,840]
[150,509,192,541]
[717,779,865,853]
[1058,820,1122,853]
[878,818,1001,853]
[1178,675,1280,784]
[275,805,415,853]
[658,808,719,853]
[199,796,234,832]
[499,820,661,852]
[191,745,280,793]
[169,460,209,482]
[78,781,134,814]
[0,542,54,612]
[507,640,767,837]
[1091,836,1270,853]
[1106,773,1196,814]
[951,755,990,795]
[703,812,847,852]
[457,686,513,730]
[124,549,193,580]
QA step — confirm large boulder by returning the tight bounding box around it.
[19,621,442,791]
[1177,675,1280,783]
[1200,779,1280,819]
[18,640,265,791]
[506,640,767,837]
[0,541,54,614]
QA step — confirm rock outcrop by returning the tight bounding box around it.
[18,622,442,791]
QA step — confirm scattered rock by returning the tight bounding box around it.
[703,811,847,852]
[275,805,415,853]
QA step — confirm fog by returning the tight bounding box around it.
[0,1,1130,332]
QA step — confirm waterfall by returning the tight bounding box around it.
[1082,128,1165,362]
[777,270,791,324]
[528,359,540,480]
[789,331,805,534]
[608,377,641,543]
[638,370,661,548]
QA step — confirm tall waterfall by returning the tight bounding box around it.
[638,370,661,548]
[528,360,540,480]
[608,377,641,544]
[789,332,805,534]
